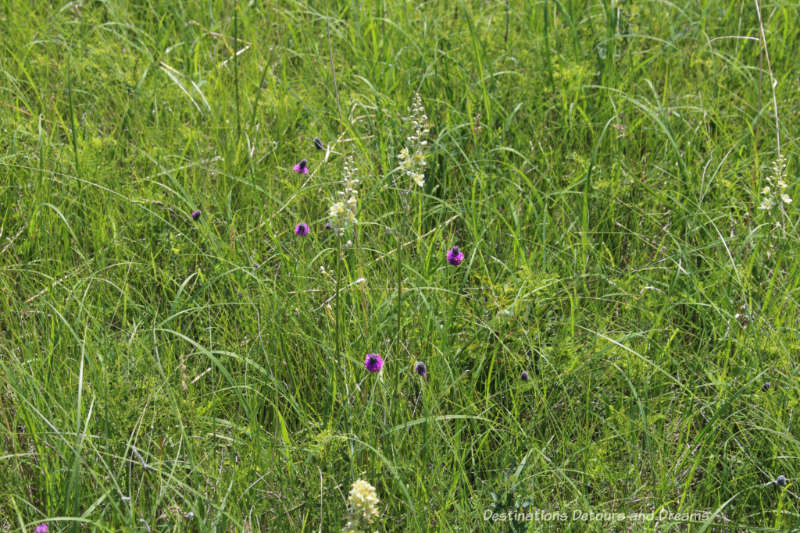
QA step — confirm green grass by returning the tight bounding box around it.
[1,0,799,531]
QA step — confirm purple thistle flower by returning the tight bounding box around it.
[293,159,309,174]
[191,210,201,221]
[521,370,530,382]
[294,222,309,237]
[35,525,49,533]
[414,361,427,378]
[776,475,787,487]
[446,245,464,266]
[365,353,383,373]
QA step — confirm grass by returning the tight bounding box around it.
[1,0,799,531]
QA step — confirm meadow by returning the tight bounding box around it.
[1,0,799,531]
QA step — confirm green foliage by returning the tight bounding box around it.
[1,0,799,531]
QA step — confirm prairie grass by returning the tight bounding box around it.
[1,0,799,531]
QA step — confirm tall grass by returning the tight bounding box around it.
[1,0,799,531]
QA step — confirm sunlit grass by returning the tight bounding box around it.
[1,0,799,531]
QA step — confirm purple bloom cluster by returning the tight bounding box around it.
[294,222,310,237]
[293,158,309,174]
[191,210,201,221]
[446,246,464,266]
[35,525,49,533]
[364,353,383,372]
[414,361,427,378]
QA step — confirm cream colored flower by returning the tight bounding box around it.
[348,480,379,521]
[341,479,380,532]
[396,93,430,188]
[329,157,360,234]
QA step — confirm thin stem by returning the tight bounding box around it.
[332,237,342,426]
[504,0,510,45]
[234,0,241,142]
[754,0,780,157]
[67,57,80,178]
[416,190,423,244]
[396,229,402,335]
[326,0,342,124]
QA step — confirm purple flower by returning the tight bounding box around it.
[191,210,201,221]
[324,222,333,230]
[414,361,427,378]
[365,353,383,373]
[521,370,529,382]
[446,246,464,266]
[313,137,325,151]
[293,159,309,174]
[294,222,309,237]
[776,475,787,487]
[35,525,49,533]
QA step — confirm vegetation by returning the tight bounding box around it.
[1,0,799,530]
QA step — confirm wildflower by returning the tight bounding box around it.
[446,245,464,266]
[35,525,49,533]
[762,382,771,392]
[521,370,529,382]
[328,157,360,234]
[293,159,309,174]
[364,353,383,373]
[759,155,790,211]
[776,475,787,487]
[414,361,427,378]
[342,479,380,533]
[325,222,333,230]
[294,222,310,237]
[191,210,201,221]
[396,93,430,188]
[313,137,325,151]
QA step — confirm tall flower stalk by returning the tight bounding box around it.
[396,93,431,236]
[393,93,431,359]
[327,155,365,412]
[397,93,430,190]
[329,156,360,235]
[759,155,792,238]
